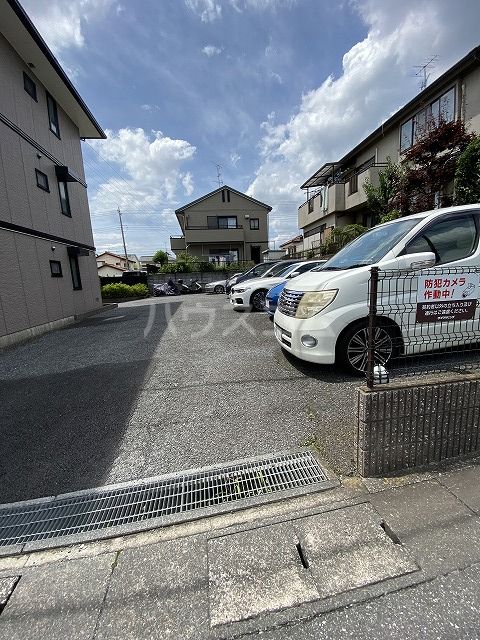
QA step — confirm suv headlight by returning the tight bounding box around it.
[295,290,337,319]
[234,286,250,294]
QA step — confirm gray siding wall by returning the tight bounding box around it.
[0,33,101,339]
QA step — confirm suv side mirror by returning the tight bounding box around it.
[396,251,436,270]
[287,271,300,279]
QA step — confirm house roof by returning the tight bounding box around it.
[301,45,480,189]
[97,264,126,273]
[279,235,303,248]
[96,251,132,261]
[1,0,105,139]
[175,185,272,214]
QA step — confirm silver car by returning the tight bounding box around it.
[205,273,242,294]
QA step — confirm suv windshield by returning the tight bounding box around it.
[322,218,424,270]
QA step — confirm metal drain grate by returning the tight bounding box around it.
[0,451,329,547]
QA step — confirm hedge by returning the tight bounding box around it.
[101,283,149,298]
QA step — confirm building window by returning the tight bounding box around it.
[58,180,71,216]
[349,173,358,194]
[69,253,82,290]
[308,198,314,213]
[46,92,60,138]
[23,72,37,101]
[49,260,63,277]
[35,169,49,192]
[250,218,259,230]
[217,216,237,228]
[221,189,231,203]
[400,86,455,152]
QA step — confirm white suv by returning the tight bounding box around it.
[230,260,326,311]
[274,205,480,373]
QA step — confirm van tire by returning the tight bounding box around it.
[336,320,394,376]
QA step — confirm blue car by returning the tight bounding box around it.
[265,281,286,320]
[265,260,327,319]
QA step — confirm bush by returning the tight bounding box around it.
[197,261,216,272]
[101,283,149,298]
[454,136,480,205]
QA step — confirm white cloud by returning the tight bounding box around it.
[185,0,222,22]
[230,153,241,166]
[182,172,194,195]
[89,128,196,215]
[21,0,115,54]
[248,0,480,243]
[141,104,161,112]
[202,45,223,57]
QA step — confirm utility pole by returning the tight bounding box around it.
[117,207,129,270]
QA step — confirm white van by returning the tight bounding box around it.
[273,205,480,374]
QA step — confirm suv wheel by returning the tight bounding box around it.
[336,321,394,375]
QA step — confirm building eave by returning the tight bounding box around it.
[1,0,105,139]
[175,185,272,214]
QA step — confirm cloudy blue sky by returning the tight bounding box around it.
[23,0,480,256]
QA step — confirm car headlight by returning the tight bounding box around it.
[234,287,250,294]
[295,290,337,319]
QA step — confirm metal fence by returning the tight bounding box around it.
[366,265,480,388]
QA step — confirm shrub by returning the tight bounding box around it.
[197,261,216,272]
[101,283,149,298]
[454,136,480,205]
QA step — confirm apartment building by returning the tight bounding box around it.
[299,45,480,252]
[0,0,105,347]
[170,186,271,264]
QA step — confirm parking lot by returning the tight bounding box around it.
[0,295,359,504]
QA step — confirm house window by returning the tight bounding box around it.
[221,189,231,203]
[217,216,237,228]
[250,218,259,230]
[308,198,314,213]
[400,86,456,152]
[69,253,82,290]
[349,172,358,194]
[49,260,62,277]
[58,180,71,216]
[35,169,49,192]
[23,72,37,101]
[46,92,60,138]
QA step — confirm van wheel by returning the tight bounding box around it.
[251,289,268,311]
[336,321,394,375]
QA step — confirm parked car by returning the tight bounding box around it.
[230,260,326,312]
[226,259,299,293]
[273,205,480,374]
[265,261,327,319]
[205,274,242,294]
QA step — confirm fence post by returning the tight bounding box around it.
[366,266,379,389]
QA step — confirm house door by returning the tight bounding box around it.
[250,246,261,263]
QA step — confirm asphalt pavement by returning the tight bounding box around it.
[0,295,358,503]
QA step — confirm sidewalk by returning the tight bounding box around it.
[1,461,480,639]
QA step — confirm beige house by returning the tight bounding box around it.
[171,186,271,264]
[96,251,136,275]
[0,0,105,347]
[299,45,480,252]
[280,234,304,257]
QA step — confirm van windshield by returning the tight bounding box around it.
[322,218,424,270]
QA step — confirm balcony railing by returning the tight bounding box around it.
[185,225,243,230]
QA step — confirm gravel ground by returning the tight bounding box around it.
[0,295,359,503]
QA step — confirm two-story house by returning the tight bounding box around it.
[170,186,271,264]
[299,45,480,253]
[96,251,136,277]
[0,0,105,347]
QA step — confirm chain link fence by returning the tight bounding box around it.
[366,266,480,388]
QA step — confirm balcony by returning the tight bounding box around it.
[298,183,344,228]
[170,236,186,251]
[344,165,384,210]
[184,226,245,243]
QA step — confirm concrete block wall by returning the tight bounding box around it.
[356,373,480,476]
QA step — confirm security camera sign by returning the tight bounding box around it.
[416,274,478,323]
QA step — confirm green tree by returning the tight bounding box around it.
[454,136,480,205]
[152,249,169,265]
[363,158,404,225]
[322,224,367,255]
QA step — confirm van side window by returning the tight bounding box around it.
[405,215,477,264]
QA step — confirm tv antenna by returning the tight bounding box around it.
[211,162,223,187]
[414,55,438,90]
